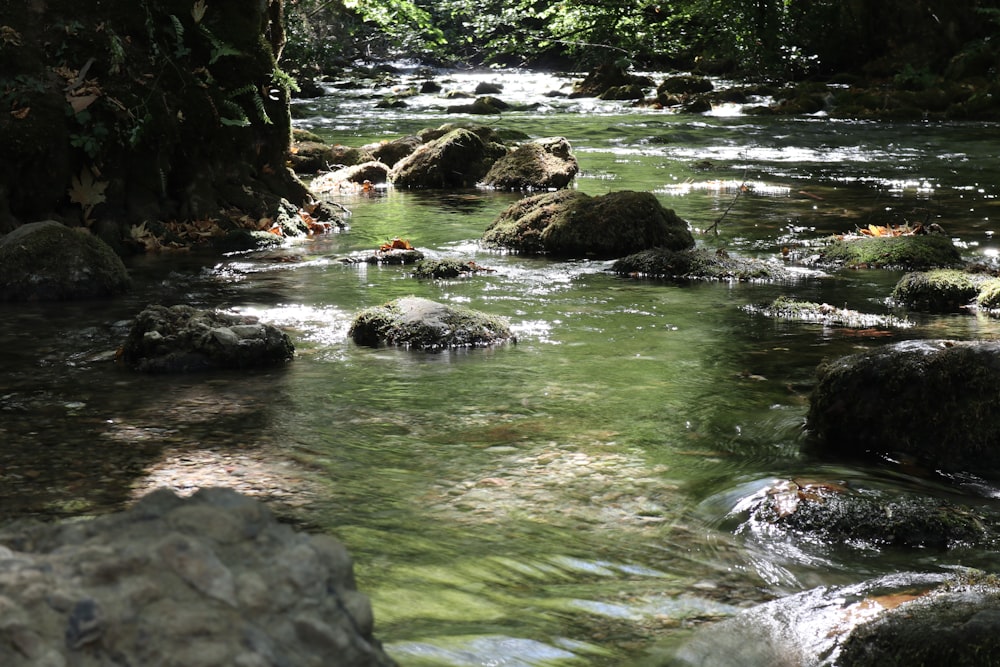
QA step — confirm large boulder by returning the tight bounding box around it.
[349,296,512,350]
[389,128,507,188]
[121,304,295,373]
[482,190,693,259]
[807,339,1000,474]
[0,487,396,667]
[0,221,130,301]
[481,137,579,190]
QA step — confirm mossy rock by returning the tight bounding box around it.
[807,339,1000,475]
[389,128,507,188]
[412,259,492,279]
[348,296,512,350]
[975,277,1000,311]
[570,64,654,98]
[673,572,999,666]
[598,84,646,100]
[754,296,911,329]
[612,248,790,282]
[892,269,991,312]
[744,479,991,549]
[481,137,579,190]
[657,76,715,95]
[368,136,421,167]
[0,221,130,301]
[483,190,693,259]
[816,234,962,270]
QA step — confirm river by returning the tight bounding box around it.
[4,67,1000,665]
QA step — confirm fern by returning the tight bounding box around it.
[224,84,272,126]
[199,25,243,64]
[169,15,189,58]
[218,99,250,127]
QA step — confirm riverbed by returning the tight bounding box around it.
[4,67,1000,665]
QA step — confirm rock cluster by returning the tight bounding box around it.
[0,488,396,667]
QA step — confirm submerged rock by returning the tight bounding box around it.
[121,304,295,372]
[0,221,130,301]
[814,233,962,269]
[807,339,1000,474]
[0,488,396,667]
[481,137,579,190]
[612,247,790,282]
[752,296,911,329]
[412,258,494,279]
[349,296,512,350]
[482,190,693,259]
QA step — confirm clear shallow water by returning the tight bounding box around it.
[6,68,1000,665]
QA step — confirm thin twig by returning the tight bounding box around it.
[704,165,749,236]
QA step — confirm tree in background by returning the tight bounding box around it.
[283,0,995,81]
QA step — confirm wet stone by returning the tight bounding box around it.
[0,488,395,666]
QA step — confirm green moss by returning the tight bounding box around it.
[817,234,963,269]
[975,277,1000,311]
[483,190,693,259]
[893,269,988,312]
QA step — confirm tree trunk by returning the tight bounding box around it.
[0,0,308,246]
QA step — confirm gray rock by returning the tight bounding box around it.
[0,220,130,301]
[0,488,396,667]
[349,296,513,350]
[121,304,295,373]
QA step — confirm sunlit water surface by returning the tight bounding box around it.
[5,67,1000,665]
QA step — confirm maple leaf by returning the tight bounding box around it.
[68,168,108,209]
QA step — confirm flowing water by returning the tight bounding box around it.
[5,68,1000,665]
